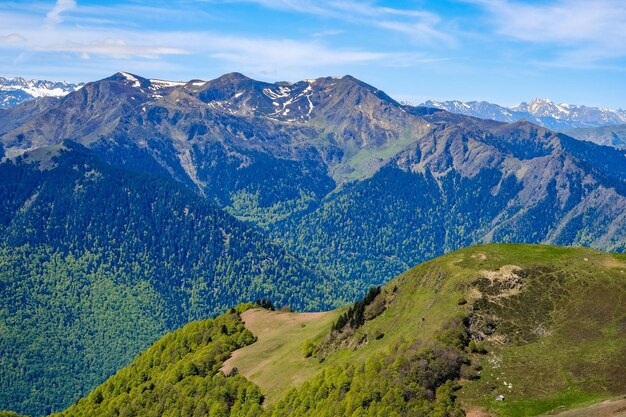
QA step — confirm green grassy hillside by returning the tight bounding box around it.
[224,244,626,416]
[10,244,623,417]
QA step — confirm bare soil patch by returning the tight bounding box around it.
[539,398,626,417]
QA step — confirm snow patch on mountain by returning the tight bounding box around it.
[120,72,141,88]
[0,76,84,108]
[149,79,186,89]
[421,97,626,130]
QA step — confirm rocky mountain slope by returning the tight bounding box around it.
[0,77,83,108]
[565,124,626,148]
[422,98,626,131]
[1,72,625,292]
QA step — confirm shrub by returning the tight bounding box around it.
[301,340,317,358]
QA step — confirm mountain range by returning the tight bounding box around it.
[0,77,83,109]
[421,98,626,148]
[3,75,625,147]
[422,97,626,131]
[4,75,625,140]
[1,71,626,416]
[2,71,626,285]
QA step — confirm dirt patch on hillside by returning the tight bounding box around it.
[538,397,626,417]
[476,265,524,299]
[220,348,244,376]
[482,265,522,284]
[220,308,338,405]
[221,309,330,375]
[601,256,626,270]
[240,308,330,332]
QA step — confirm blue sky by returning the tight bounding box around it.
[1,0,625,108]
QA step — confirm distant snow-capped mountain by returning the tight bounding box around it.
[0,76,84,108]
[421,97,626,130]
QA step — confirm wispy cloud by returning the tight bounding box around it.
[202,35,390,75]
[0,0,439,80]
[468,0,626,64]
[45,0,76,25]
[312,29,344,38]
[0,2,196,61]
[37,39,190,60]
[33,32,384,69]
[233,0,328,14]
[213,0,454,44]
[0,33,26,44]
[334,0,453,44]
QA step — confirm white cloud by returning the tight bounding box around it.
[468,0,626,64]
[45,0,77,25]
[205,36,386,67]
[0,33,26,44]
[0,1,448,81]
[214,0,453,44]
[0,6,192,60]
[37,38,190,59]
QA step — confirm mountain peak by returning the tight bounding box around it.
[339,74,358,81]
[212,72,254,84]
[106,72,151,88]
[528,97,555,105]
[100,72,188,92]
[330,75,399,106]
[496,117,551,134]
[335,74,371,87]
[0,76,83,108]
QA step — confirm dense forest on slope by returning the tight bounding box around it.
[273,123,626,290]
[0,143,345,416]
[274,165,507,290]
[53,305,264,417]
[2,73,625,292]
[8,244,623,417]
